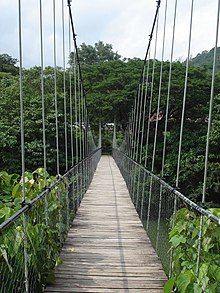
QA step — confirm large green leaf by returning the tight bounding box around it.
[170,235,186,248]
[176,271,194,292]
[164,277,175,293]
[0,206,11,219]
[0,246,12,272]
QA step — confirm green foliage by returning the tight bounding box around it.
[69,41,121,65]
[82,58,143,129]
[0,168,56,224]
[0,54,18,76]
[0,45,219,204]
[0,168,66,291]
[0,66,84,175]
[190,47,220,71]
[166,208,220,292]
[164,277,175,293]
[140,60,220,205]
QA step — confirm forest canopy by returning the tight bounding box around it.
[0,43,219,206]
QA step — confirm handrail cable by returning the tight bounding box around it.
[0,147,101,234]
[112,150,220,226]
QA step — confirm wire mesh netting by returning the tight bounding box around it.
[113,148,220,288]
[0,149,101,293]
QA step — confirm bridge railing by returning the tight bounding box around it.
[0,148,101,293]
[113,148,220,287]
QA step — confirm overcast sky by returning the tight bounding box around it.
[0,0,219,68]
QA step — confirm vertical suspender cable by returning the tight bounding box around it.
[18,0,25,208]
[161,0,177,179]
[78,73,82,203]
[74,46,78,163]
[67,0,85,163]
[151,0,167,174]
[133,84,142,160]
[81,83,86,193]
[53,0,60,175]
[127,107,132,158]
[130,0,161,203]
[39,0,48,224]
[134,64,149,207]
[156,0,178,252]
[81,83,85,159]
[130,84,141,202]
[170,0,194,278]
[139,51,151,165]
[40,0,46,185]
[69,18,74,167]
[140,54,151,219]
[62,0,68,171]
[131,86,140,160]
[129,106,135,159]
[18,0,28,291]
[147,0,167,230]
[135,68,146,163]
[202,0,220,204]
[145,12,159,228]
[144,15,159,169]
[78,70,82,161]
[176,0,194,188]
[196,0,220,277]
[62,0,70,231]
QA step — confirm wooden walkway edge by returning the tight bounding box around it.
[45,155,167,292]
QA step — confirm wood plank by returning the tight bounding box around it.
[45,155,167,292]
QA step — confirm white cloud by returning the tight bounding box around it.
[0,0,219,67]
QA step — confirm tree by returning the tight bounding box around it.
[0,47,219,206]
[0,54,18,76]
[69,41,121,65]
[82,58,143,130]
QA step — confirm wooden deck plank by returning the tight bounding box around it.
[45,155,167,292]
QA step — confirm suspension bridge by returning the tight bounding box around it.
[0,0,220,292]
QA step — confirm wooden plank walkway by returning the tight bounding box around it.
[45,155,167,292]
